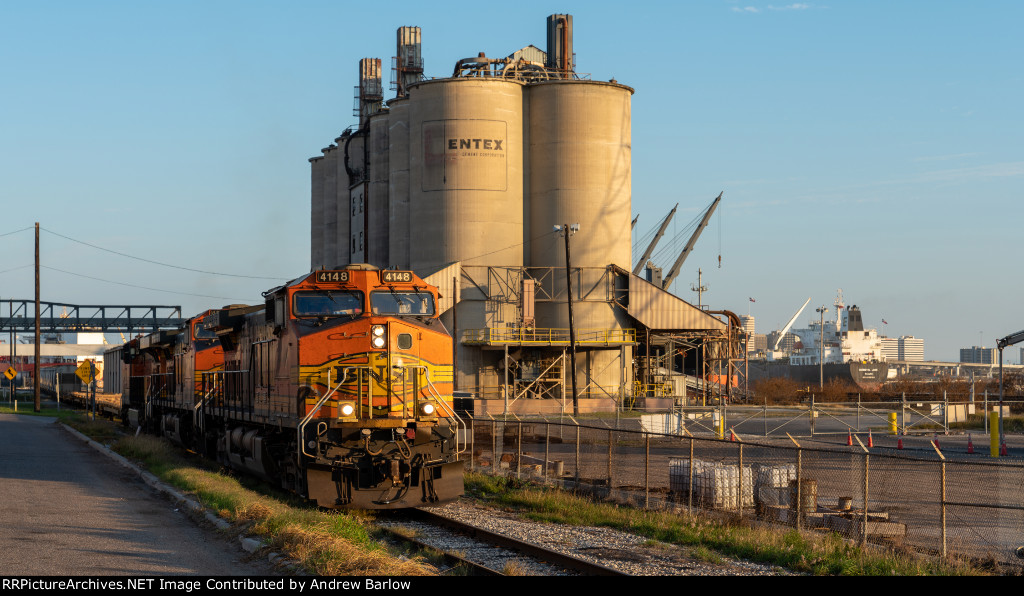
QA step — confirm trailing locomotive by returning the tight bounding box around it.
[107,264,465,508]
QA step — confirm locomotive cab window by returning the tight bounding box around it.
[293,291,364,318]
[193,324,217,340]
[370,291,435,316]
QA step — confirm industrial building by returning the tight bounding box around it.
[309,15,742,413]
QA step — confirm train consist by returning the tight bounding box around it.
[103,264,465,509]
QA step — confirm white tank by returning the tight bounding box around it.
[320,146,339,268]
[344,133,366,263]
[309,155,325,270]
[527,80,633,330]
[387,99,411,270]
[368,111,390,268]
[332,133,352,267]
[407,78,525,276]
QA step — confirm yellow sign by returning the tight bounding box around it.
[3,367,15,381]
[76,360,97,385]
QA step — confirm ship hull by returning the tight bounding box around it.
[748,361,889,392]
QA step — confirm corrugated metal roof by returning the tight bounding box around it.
[423,262,462,315]
[622,268,727,331]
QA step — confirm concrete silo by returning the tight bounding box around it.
[367,110,390,267]
[407,77,525,276]
[387,98,411,270]
[309,154,325,270]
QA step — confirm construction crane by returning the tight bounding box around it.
[632,203,677,276]
[662,192,722,290]
[769,297,812,358]
[996,328,1024,456]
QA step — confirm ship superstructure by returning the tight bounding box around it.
[789,290,883,366]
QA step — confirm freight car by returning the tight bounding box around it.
[107,264,465,508]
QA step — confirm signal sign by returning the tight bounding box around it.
[75,360,97,385]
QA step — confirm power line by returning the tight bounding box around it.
[40,227,289,281]
[0,264,32,275]
[42,265,251,301]
[0,226,32,238]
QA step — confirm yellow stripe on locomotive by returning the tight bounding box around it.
[298,352,454,420]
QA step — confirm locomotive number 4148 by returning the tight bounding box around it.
[316,271,350,283]
[381,271,413,283]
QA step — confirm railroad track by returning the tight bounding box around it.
[374,508,628,576]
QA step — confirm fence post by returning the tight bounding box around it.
[901,392,906,434]
[861,452,869,549]
[645,434,650,509]
[944,390,948,434]
[688,437,694,514]
[940,460,947,559]
[602,432,610,493]
[738,442,744,515]
[469,417,475,473]
[575,424,581,486]
[516,420,522,478]
[810,394,815,437]
[492,418,498,475]
[544,422,550,479]
[857,394,861,432]
[796,449,803,531]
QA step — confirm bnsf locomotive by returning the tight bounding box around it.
[107,265,465,508]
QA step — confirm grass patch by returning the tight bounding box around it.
[464,473,985,576]
[64,418,437,576]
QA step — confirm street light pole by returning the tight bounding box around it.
[34,222,41,413]
[815,306,828,389]
[555,224,580,417]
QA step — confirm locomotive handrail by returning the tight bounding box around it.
[407,365,467,456]
[193,373,222,434]
[297,367,351,462]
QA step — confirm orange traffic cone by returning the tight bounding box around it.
[933,433,940,450]
[730,429,736,442]
[847,431,853,446]
[1001,442,1008,456]
[897,437,903,450]
[967,434,974,454]
[868,430,874,448]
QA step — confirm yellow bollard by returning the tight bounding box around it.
[888,412,897,435]
[990,411,1000,457]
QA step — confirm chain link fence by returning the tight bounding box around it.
[464,412,1024,568]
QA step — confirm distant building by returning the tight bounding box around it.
[960,346,996,365]
[739,316,756,353]
[766,330,798,353]
[881,338,899,361]
[899,336,924,361]
[752,334,767,353]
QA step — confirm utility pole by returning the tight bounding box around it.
[555,223,580,417]
[816,306,828,389]
[34,222,41,412]
[691,268,707,308]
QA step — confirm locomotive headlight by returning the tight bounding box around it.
[339,402,356,418]
[371,325,386,349]
[419,401,436,417]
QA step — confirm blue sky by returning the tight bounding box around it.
[1,1,1021,362]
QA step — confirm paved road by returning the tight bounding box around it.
[0,414,278,576]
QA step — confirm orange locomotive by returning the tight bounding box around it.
[123,265,465,509]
